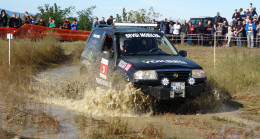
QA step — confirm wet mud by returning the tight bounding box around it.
[28,65,260,138]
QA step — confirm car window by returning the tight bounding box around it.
[86,30,104,51]
[101,34,113,52]
[118,32,178,56]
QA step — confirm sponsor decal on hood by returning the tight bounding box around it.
[118,60,132,71]
[142,60,187,64]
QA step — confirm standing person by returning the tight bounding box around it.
[252,8,258,17]
[232,9,241,25]
[71,20,78,30]
[9,14,18,28]
[62,18,71,30]
[188,22,194,46]
[173,20,181,43]
[204,20,212,46]
[29,16,37,25]
[222,20,228,43]
[249,3,253,12]
[160,17,167,34]
[244,9,253,19]
[168,21,173,34]
[93,17,99,28]
[245,19,256,48]
[211,23,218,47]
[22,11,30,24]
[48,17,53,26]
[107,16,113,25]
[216,24,224,47]
[239,8,243,15]
[0,10,8,27]
[245,16,250,24]
[36,18,46,27]
[256,23,260,47]
[180,20,189,45]
[16,14,22,28]
[150,19,158,30]
[99,17,106,25]
[242,20,247,46]
[212,12,223,25]
[235,20,244,47]
[226,22,235,47]
[49,19,56,28]
[197,21,204,46]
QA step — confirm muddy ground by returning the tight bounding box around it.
[25,66,260,138]
[5,64,254,138]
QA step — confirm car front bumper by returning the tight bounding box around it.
[137,82,206,100]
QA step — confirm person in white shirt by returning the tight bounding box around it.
[173,20,181,35]
[173,20,181,43]
[226,22,235,47]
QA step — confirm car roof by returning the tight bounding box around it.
[190,17,227,20]
[93,26,161,34]
[114,27,159,33]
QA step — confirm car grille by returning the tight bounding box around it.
[157,71,190,82]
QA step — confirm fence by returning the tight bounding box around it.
[165,34,260,47]
[0,24,91,41]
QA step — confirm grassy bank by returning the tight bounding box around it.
[0,35,83,138]
[175,45,260,119]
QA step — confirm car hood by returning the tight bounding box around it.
[121,55,202,70]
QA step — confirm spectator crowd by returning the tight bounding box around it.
[0,11,79,30]
[158,3,259,48]
[0,3,260,47]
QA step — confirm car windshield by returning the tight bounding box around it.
[118,32,178,56]
[189,19,207,25]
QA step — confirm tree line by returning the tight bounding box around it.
[34,3,161,31]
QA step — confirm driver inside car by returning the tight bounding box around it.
[142,39,154,51]
[120,40,130,54]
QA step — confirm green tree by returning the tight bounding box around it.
[122,7,127,21]
[116,14,122,22]
[35,3,75,27]
[127,7,161,23]
[77,6,96,31]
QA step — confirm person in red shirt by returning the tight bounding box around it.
[188,22,194,45]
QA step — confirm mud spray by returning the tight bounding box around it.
[32,66,153,117]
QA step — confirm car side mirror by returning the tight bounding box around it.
[103,50,113,59]
[179,50,187,57]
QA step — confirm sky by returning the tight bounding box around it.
[1,0,259,22]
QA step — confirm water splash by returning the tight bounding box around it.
[32,66,153,117]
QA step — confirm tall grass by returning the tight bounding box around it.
[0,34,72,137]
[213,48,260,94]
[0,34,67,68]
[176,45,260,112]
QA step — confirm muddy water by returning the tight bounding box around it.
[31,65,260,138]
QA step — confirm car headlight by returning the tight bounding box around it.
[192,69,206,78]
[134,70,158,80]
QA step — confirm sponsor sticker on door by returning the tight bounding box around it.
[100,58,108,79]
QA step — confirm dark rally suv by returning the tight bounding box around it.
[80,23,207,100]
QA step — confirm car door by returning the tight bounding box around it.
[96,31,115,88]
[81,29,105,75]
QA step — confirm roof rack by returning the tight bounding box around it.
[114,23,157,27]
[97,24,112,28]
